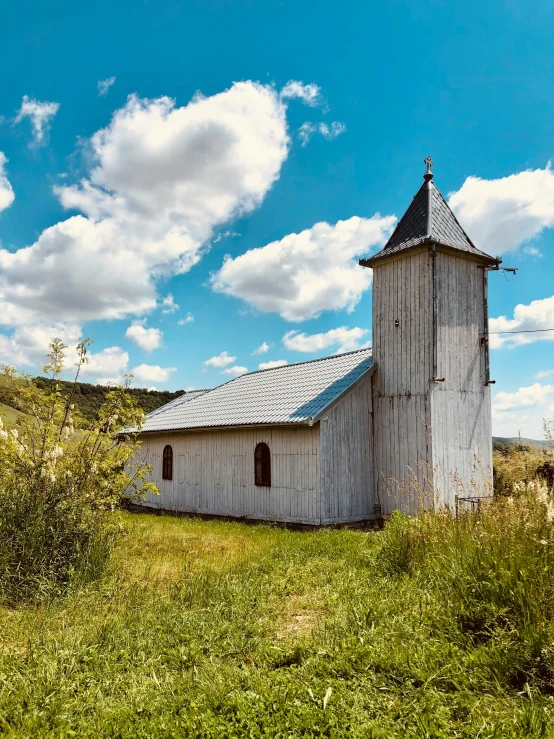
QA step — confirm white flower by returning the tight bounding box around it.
[10,428,18,439]
[0,429,8,441]
[0,417,4,429]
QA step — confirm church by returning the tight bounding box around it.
[130,162,500,524]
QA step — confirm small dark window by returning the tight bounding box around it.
[255,442,271,487]
[162,444,173,480]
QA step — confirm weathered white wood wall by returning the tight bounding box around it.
[371,247,492,514]
[135,425,322,524]
[372,249,433,513]
[319,371,375,522]
[431,251,492,506]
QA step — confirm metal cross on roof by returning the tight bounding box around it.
[424,155,434,173]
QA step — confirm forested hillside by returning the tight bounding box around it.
[0,377,187,424]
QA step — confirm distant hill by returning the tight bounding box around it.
[0,376,187,425]
[493,436,553,449]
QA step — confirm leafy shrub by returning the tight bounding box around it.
[0,338,157,605]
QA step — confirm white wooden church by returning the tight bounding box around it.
[131,163,500,524]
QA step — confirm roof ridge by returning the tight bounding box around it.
[239,346,373,378]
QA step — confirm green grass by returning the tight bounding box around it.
[1,510,553,738]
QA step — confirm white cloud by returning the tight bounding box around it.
[489,295,554,348]
[492,382,554,439]
[80,346,129,381]
[222,365,248,376]
[298,121,346,146]
[97,76,116,97]
[283,326,369,354]
[0,81,289,332]
[178,312,194,325]
[449,163,554,255]
[161,294,179,314]
[258,359,287,369]
[14,95,60,147]
[0,323,130,384]
[253,341,270,355]
[125,319,163,352]
[204,350,236,368]
[95,377,122,386]
[131,363,176,384]
[280,81,323,107]
[0,323,82,369]
[211,215,395,321]
[537,370,554,379]
[0,153,14,213]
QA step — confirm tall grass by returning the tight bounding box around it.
[378,492,554,692]
[2,503,554,737]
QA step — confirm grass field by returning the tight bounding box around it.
[1,510,553,738]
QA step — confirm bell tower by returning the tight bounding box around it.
[360,160,500,513]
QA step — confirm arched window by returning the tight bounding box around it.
[254,442,271,487]
[162,444,173,481]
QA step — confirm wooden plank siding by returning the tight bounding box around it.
[319,371,375,523]
[371,247,493,514]
[372,250,433,514]
[431,251,493,506]
[134,425,322,525]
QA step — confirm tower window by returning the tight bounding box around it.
[254,442,271,487]
[162,444,173,480]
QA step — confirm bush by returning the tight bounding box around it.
[0,338,157,605]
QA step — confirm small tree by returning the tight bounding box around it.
[0,337,157,605]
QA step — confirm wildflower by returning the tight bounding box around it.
[0,429,8,440]
[10,428,18,439]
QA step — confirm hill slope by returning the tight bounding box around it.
[0,377,189,425]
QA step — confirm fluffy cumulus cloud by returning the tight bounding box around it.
[125,319,163,352]
[204,351,236,368]
[449,163,554,255]
[258,359,287,369]
[131,363,176,384]
[0,82,289,334]
[492,382,554,439]
[222,365,248,376]
[0,323,82,369]
[97,76,116,97]
[211,215,395,321]
[283,326,369,354]
[161,294,179,314]
[489,295,554,348]
[80,347,129,381]
[298,121,346,146]
[14,95,60,147]
[0,153,15,213]
[0,323,130,385]
[178,313,194,325]
[280,81,323,107]
[253,341,270,355]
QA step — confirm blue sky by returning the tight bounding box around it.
[1,0,554,438]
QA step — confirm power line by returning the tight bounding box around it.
[489,328,554,335]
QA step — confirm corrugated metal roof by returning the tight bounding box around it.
[145,389,211,419]
[139,348,374,432]
[360,174,498,266]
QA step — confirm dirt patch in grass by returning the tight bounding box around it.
[275,592,325,642]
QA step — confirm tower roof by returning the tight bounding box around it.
[360,162,499,267]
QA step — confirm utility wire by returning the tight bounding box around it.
[489,328,554,335]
